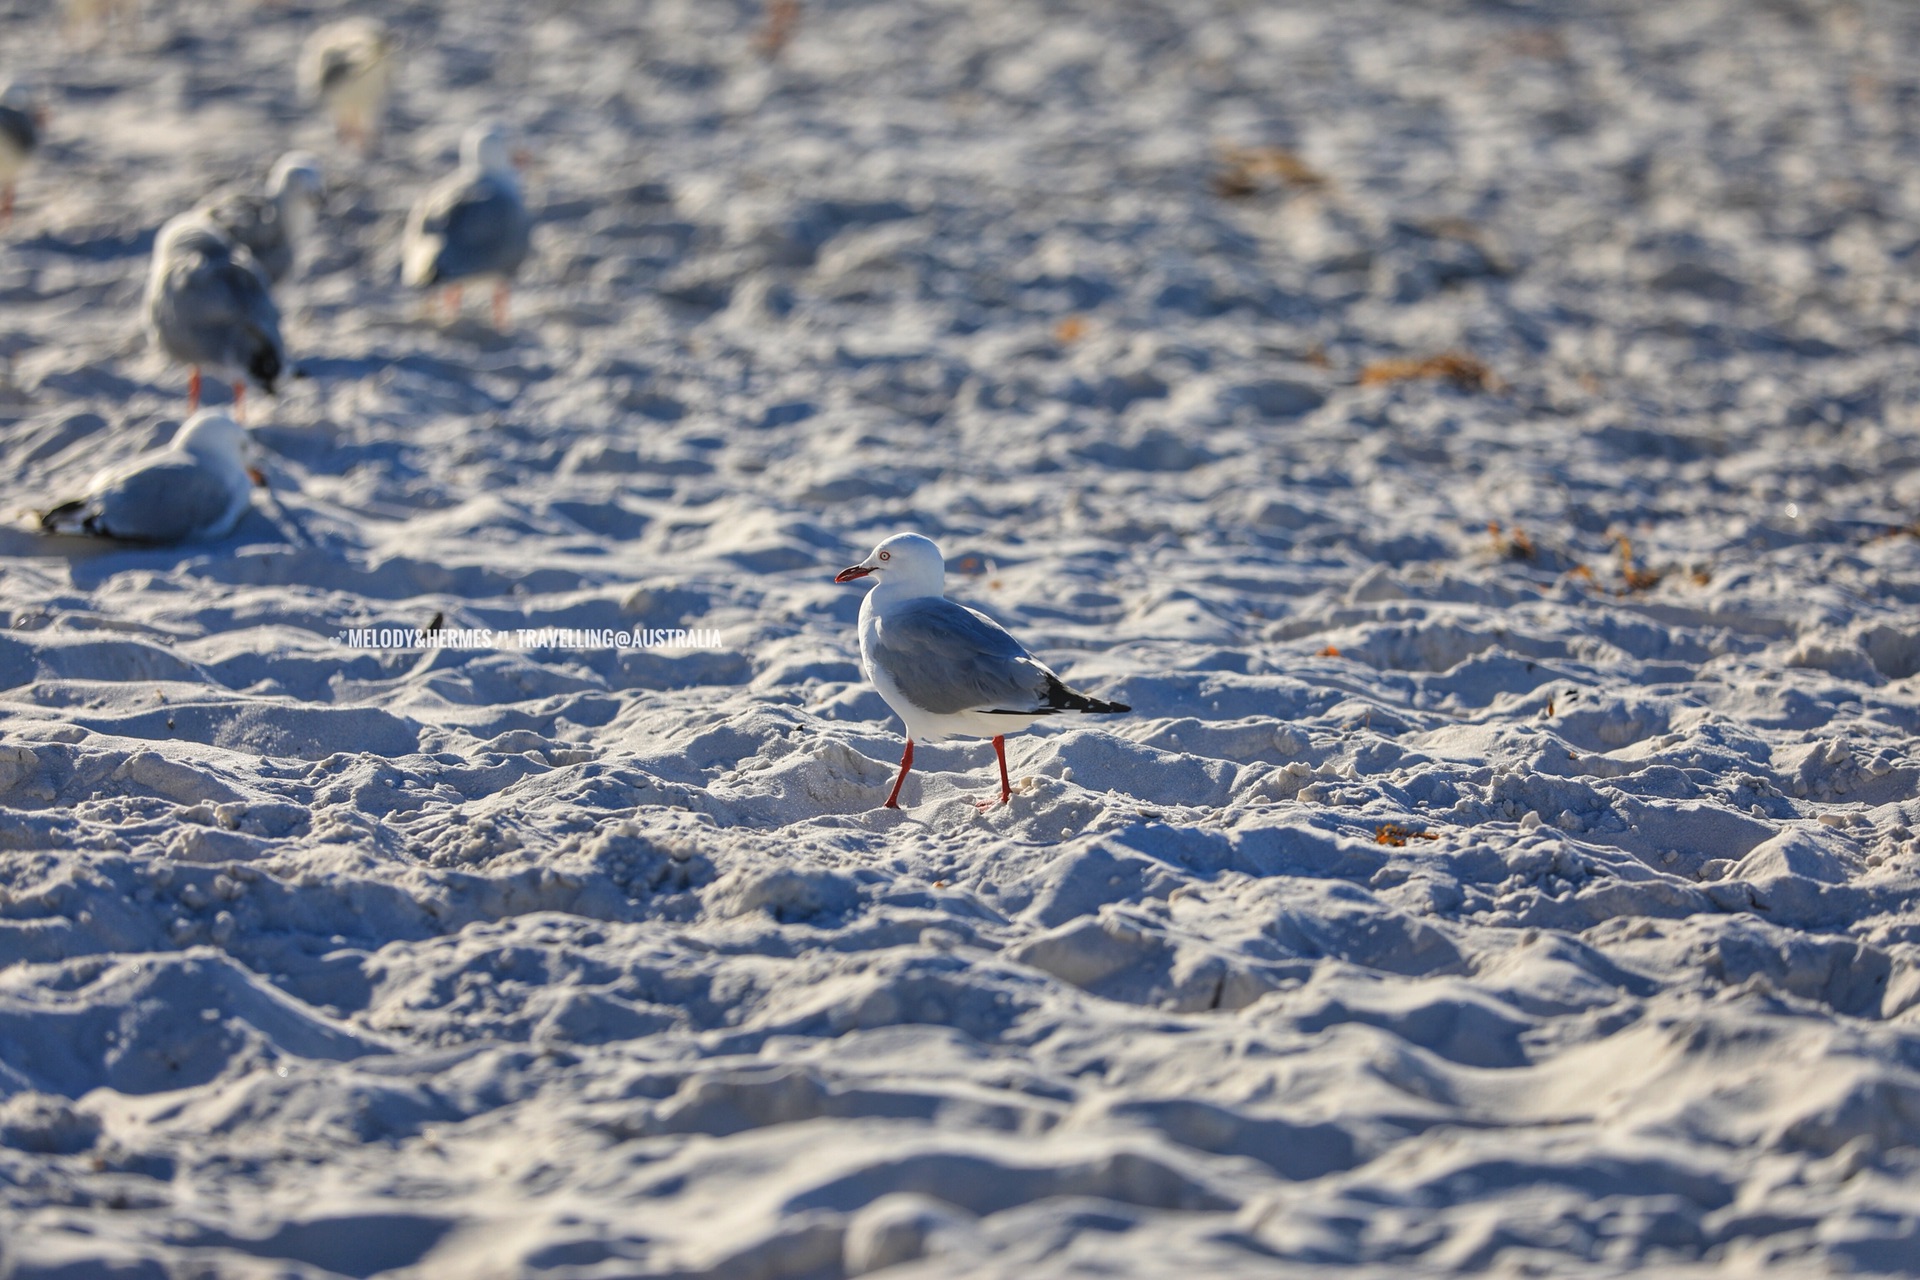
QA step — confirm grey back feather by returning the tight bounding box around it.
[868,597,1054,715]
[414,172,531,283]
[200,192,293,284]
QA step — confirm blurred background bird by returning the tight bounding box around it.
[197,151,327,288]
[0,80,47,227]
[401,123,533,329]
[145,214,288,417]
[61,0,139,45]
[299,17,399,152]
[38,409,264,544]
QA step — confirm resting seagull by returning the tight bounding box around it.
[198,151,326,287]
[835,532,1130,810]
[402,123,533,328]
[0,82,46,227]
[300,18,398,150]
[145,214,287,416]
[39,410,262,544]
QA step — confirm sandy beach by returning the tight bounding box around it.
[2,0,1919,1274]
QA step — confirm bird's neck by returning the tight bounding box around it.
[865,576,943,614]
[466,150,519,188]
[277,191,315,245]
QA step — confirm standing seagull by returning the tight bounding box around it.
[144,214,287,417]
[835,533,1131,810]
[402,123,533,329]
[198,152,326,287]
[39,410,262,544]
[299,18,399,151]
[0,82,46,227]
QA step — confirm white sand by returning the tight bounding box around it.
[3,0,1920,1275]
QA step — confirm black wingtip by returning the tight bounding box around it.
[39,499,87,534]
[249,344,283,395]
[1042,674,1130,716]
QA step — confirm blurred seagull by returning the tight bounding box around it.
[145,214,287,417]
[39,410,264,544]
[835,533,1131,810]
[63,0,139,44]
[401,123,533,329]
[0,81,47,226]
[198,151,326,287]
[300,17,398,151]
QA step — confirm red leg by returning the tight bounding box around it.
[231,382,246,422]
[977,735,1011,810]
[883,739,914,809]
[187,367,202,411]
[492,282,511,329]
[443,284,463,319]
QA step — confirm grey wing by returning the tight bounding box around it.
[151,245,285,384]
[82,460,245,543]
[202,194,290,283]
[430,176,532,282]
[0,105,34,155]
[317,47,360,94]
[870,599,1055,716]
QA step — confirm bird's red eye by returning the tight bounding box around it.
[878,551,890,560]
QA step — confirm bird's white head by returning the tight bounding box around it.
[462,123,517,177]
[270,151,327,208]
[834,532,947,600]
[175,410,253,468]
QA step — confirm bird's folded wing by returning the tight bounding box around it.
[201,195,288,280]
[431,176,533,280]
[870,598,1052,716]
[167,249,276,330]
[317,47,362,93]
[86,459,242,543]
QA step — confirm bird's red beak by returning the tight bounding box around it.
[247,467,269,488]
[834,564,873,583]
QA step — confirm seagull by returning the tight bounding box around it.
[144,213,288,417]
[198,152,326,287]
[62,0,139,44]
[299,17,399,151]
[39,410,264,544]
[402,123,534,329]
[0,82,46,227]
[835,533,1131,810]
